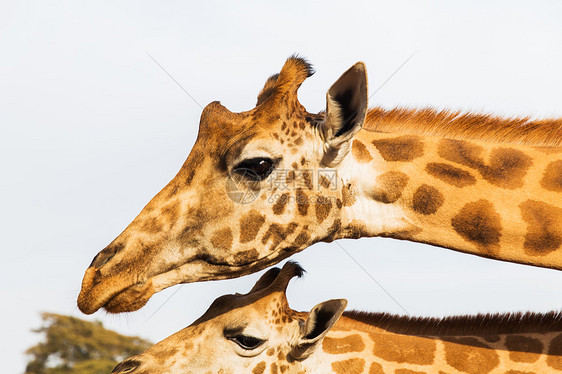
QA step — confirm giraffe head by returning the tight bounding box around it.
[111,262,347,374]
[78,56,368,314]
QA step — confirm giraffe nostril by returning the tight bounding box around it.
[89,243,123,269]
[112,359,141,373]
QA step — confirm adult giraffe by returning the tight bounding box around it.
[78,56,562,314]
[112,262,562,373]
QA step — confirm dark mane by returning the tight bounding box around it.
[364,107,562,147]
[342,310,562,336]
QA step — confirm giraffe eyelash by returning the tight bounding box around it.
[227,334,265,350]
[232,157,278,181]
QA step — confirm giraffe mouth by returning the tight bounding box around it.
[78,252,298,314]
[77,261,245,314]
[77,267,157,314]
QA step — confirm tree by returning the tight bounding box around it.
[26,313,152,374]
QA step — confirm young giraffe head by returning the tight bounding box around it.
[111,262,348,374]
[113,262,562,373]
[78,56,368,314]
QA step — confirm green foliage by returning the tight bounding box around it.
[25,313,152,374]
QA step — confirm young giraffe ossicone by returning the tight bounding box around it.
[78,56,562,314]
[112,262,562,374]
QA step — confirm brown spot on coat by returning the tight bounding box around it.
[331,358,365,374]
[252,361,266,374]
[451,200,502,251]
[273,193,289,215]
[315,196,332,224]
[372,135,424,162]
[211,228,233,251]
[442,337,500,374]
[346,222,367,239]
[547,333,562,370]
[262,223,298,249]
[483,335,500,343]
[232,248,259,265]
[293,230,310,247]
[323,334,365,354]
[369,362,384,374]
[370,332,436,365]
[520,200,562,255]
[541,160,562,192]
[485,148,533,188]
[239,210,265,243]
[425,162,477,187]
[371,171,409,204]
[438,140,532,189]
[504,335,543,363]
[412,184,444,215]
[326,219,342,239]
[302,171,313,190]
[439,139,483,166]
[296,189,309,215]
[351,140,373,163]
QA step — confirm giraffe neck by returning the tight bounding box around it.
[310,313,562,373]
[336,127,562,269]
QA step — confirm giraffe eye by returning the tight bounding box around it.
[229,334,265,350]
[233,158,275,181]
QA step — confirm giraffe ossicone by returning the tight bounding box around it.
[78,56,562,315]
[112,262,562,374]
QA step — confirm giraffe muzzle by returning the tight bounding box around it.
[77,266,155,314]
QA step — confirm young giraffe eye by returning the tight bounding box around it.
[228,334,265,350]
[233,158,275,181]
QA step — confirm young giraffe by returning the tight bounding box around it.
[78,56,562,314]
[112,262,562,374]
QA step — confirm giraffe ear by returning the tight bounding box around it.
[319,62,368,167]
[290,299,348,360]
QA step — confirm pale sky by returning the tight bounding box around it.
[1,1,562,372]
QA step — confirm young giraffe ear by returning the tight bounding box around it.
[319,62,368,167]
[290,299,348,360]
